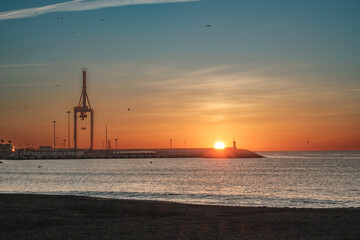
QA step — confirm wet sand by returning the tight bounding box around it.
[1,194,359,240]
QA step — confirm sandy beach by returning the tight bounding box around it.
[0,194,359,240]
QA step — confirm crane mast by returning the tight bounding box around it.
[74,68,94,149]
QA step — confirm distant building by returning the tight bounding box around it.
[39,146,53,151]
[0,144,14,159]
[0,144,12,152]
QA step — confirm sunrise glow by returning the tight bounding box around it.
[214,142,225,149]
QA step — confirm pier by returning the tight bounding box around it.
[3,146,262,160]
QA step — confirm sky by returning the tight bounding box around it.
[0,0,359,151]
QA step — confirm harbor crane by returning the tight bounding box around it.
[74,68,94,149]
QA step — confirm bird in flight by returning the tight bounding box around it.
[99,19,105,22]
[128,108,131,111]
[206,24,213,28]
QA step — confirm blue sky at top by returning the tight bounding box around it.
[1,0,359,70]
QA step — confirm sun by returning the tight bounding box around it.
[214,141,225,149]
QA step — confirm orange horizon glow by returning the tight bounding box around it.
[1,103,360,151]
[2,122,360,151]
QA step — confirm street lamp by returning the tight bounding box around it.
[115,138,118,149]
[53,120,56,149]
[67,111,71,148]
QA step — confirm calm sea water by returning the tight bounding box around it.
[0,151,359,208]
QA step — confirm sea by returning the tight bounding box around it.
[0,151,359,208]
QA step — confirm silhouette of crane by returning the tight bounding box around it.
[74,68,94,150]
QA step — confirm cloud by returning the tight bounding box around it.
[0,0,200,21]
[0,82,60,88]
[120,62,360,124]
[0,63,61,68]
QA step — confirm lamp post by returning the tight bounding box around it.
[67,111,71,148]
[53,120,56,149]
[115,138,118,149]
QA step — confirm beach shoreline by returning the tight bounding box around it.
[1,194,359,239]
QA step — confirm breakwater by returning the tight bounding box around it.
[3,147,262,159]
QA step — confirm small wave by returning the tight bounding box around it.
[2,190,358,209]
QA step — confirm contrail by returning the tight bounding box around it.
[0,0,200,21]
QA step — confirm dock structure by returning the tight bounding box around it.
[3,146,262,160]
